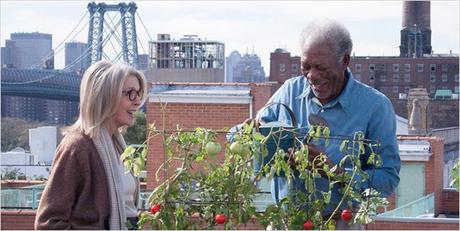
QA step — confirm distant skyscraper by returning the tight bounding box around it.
[1,32,54,69]
[65,41,89,73]
[226,50,242,82]
[1,40,19,68]
[227,51,265,83]
[146,34,225,82]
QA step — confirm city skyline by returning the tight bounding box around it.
[1,1,459,75]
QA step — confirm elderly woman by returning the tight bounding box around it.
[35,61,148,230]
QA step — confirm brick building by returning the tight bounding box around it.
[348,55,459,129]
[268,48,301,86]
[348,55,459,100]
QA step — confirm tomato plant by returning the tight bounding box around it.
[124,119,388,230]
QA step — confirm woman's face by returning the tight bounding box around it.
[111,75,142,129]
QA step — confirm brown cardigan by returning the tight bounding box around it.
[35,131,110,229]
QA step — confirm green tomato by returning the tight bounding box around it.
[230,142,245,155]
[205,142,221,156]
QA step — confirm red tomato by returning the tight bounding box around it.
[150,204,161,214]
[215,214,227,224]
[303,220,313,230]
[341,209,353,222]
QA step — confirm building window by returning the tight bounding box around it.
[393,86,399,93]
[455,86,459,93]
[369,74,375,83]
[380,75,386,82]
[442,64,448,72]
[442,73,448,82]
[404,73,411,82]
[430,64,436,72]
[355,64,362,72]
[354,74,361,81]
[291,63,298,73]
[279,63,286,72]
[369,64,375,72]
[393,64,399,72]
[405,86,410,93]
[430,74,436,83]
[455,74,459,82]
[417,64,424,72]
[404,64,411,72]
[430,85,436,94]
[393,74,399,82]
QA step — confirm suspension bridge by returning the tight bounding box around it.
[1,2,151,102]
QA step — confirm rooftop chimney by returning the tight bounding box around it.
[399,1,432,58]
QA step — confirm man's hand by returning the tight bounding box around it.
[287,144,343,175]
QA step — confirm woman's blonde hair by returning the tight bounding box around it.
[69,61,148,138]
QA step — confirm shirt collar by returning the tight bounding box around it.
[296,69,357,114]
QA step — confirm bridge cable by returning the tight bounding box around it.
[136,11,153,55]
[104,13,124,59]
[100,15,123,63]
[136,11,153,41]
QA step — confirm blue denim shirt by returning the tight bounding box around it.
[258,71,400,215]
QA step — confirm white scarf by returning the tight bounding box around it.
[93,127,127,230]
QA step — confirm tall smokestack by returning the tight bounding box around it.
[400,1,432,57]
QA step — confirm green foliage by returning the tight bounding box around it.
[1,168,27,180]
[123,122,388,230]
[121,123,157,177]
[124,111,147,145]
[450,159,460,191]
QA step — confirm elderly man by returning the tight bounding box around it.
[257,19,401,229]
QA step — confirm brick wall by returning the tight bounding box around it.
[442,189,459,214]
[146,102,249,189]
[1,210,36,230]
[145,83,273,189]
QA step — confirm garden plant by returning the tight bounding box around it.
[121,113,389,230]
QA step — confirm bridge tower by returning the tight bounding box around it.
[87,2,139,67]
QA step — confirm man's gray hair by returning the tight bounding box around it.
[299,19,353,62]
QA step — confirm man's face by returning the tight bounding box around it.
[301,42,349,104]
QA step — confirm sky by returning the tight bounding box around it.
[1,0,459,75]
